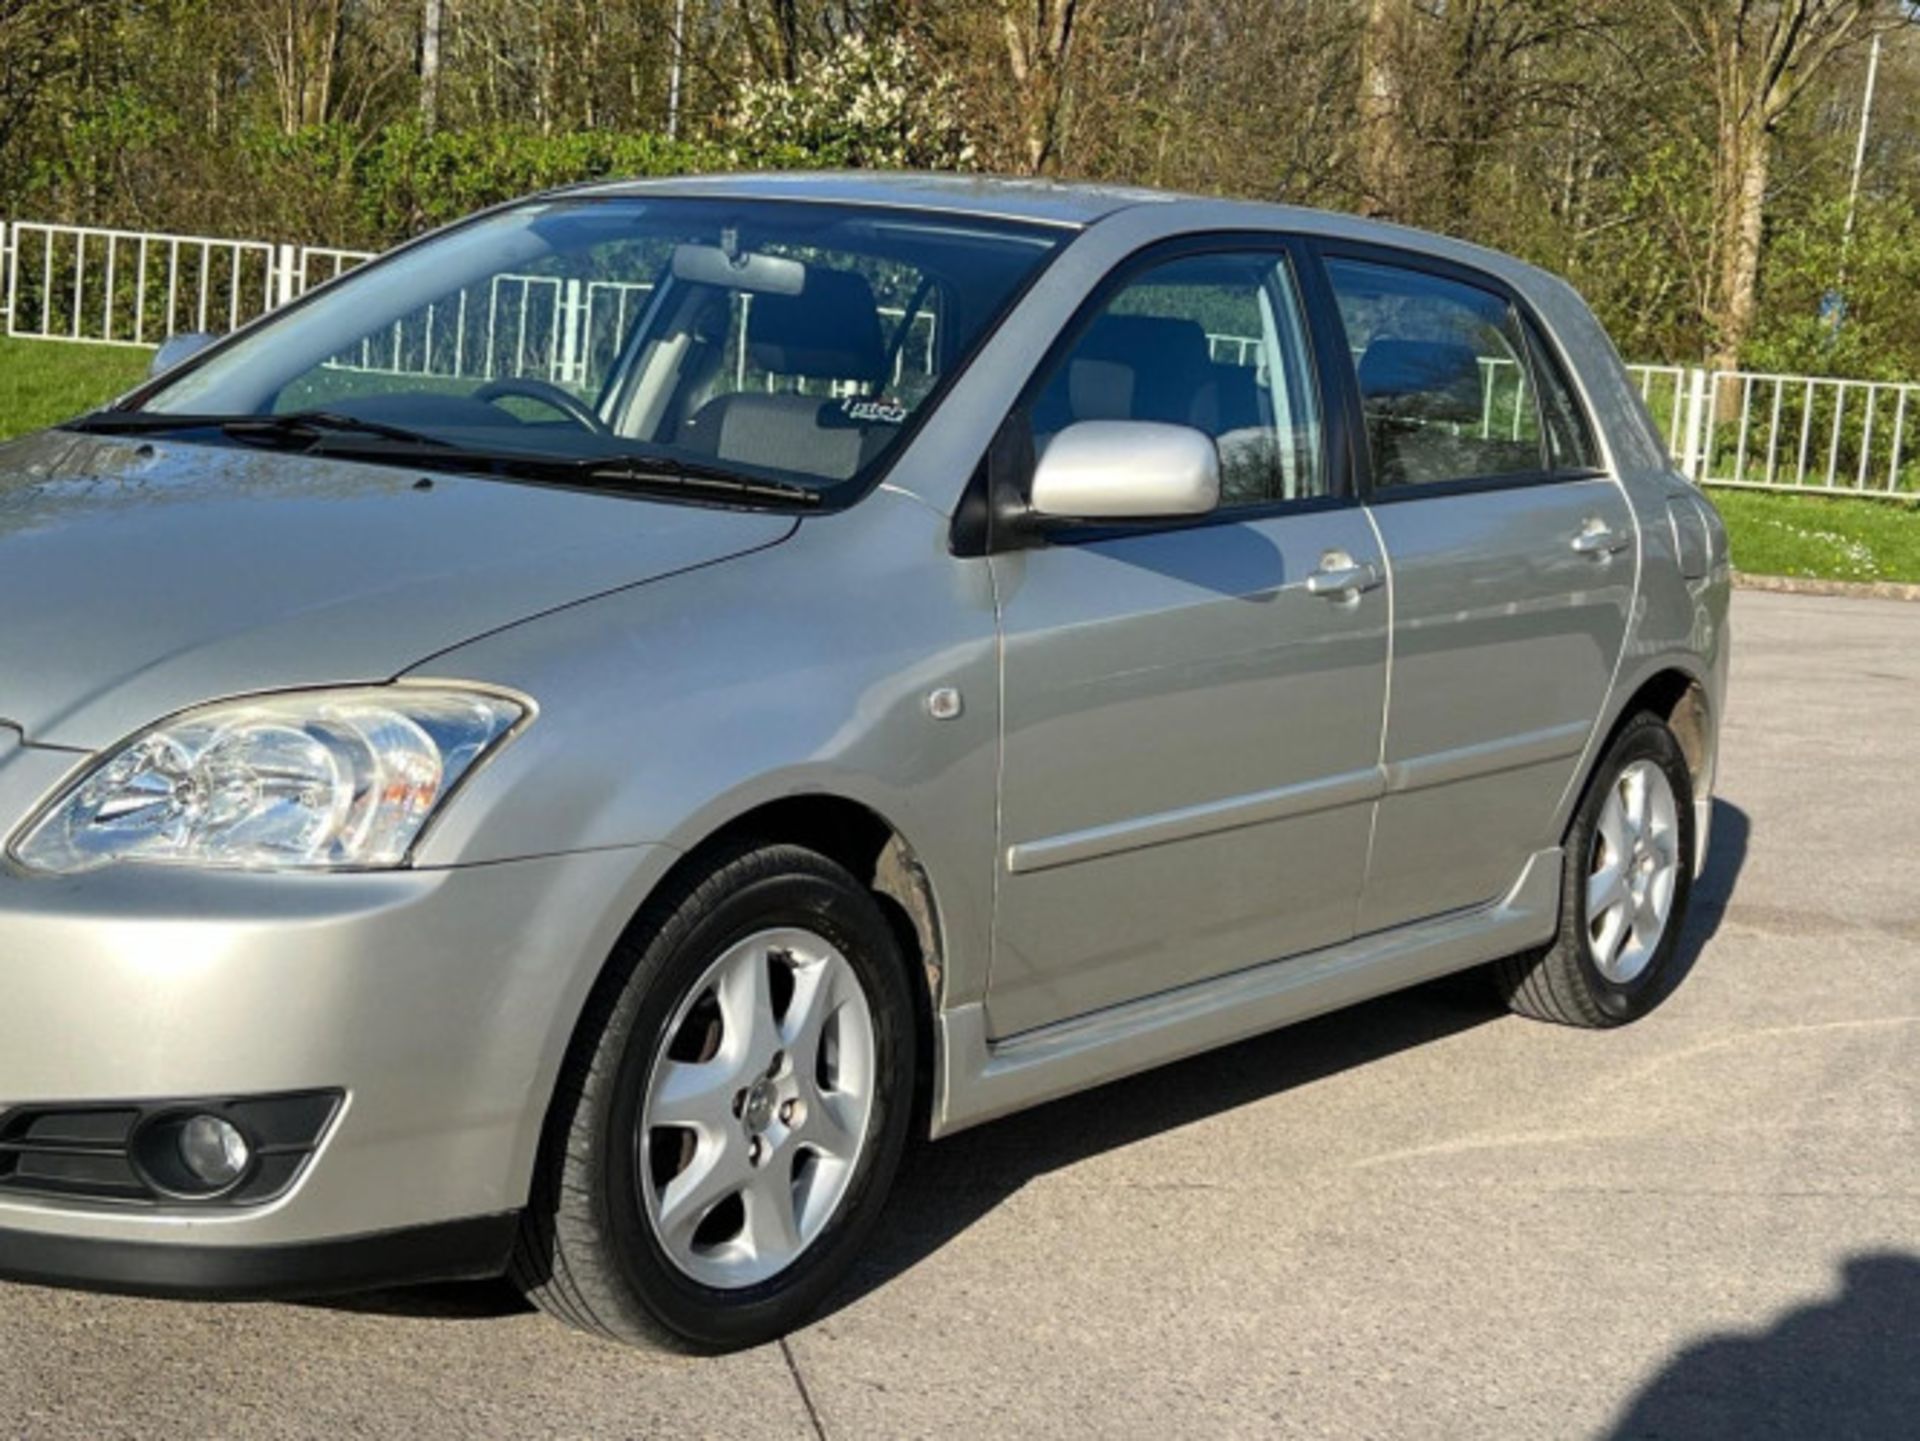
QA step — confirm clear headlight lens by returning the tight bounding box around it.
[10,687,526,875]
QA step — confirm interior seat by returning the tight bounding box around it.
[679,268,891,481]
[1356,336,1492,486]
[1032,314,1218,444]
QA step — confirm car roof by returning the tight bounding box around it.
[566,171,1170,227]
[562,170,1554,287]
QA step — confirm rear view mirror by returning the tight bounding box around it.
[671,244,805,297]
[1029,420,1221,521]
[148,331,218,378]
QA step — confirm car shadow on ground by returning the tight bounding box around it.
[829,964,1513,1318]
[1607,1252,1920,1440]
[1685,797,1749,954]
[317,798,1751,1328]
[830,797,1751,1319]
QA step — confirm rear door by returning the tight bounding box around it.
[1314,247,1634,933]
[985,240,1389,1038]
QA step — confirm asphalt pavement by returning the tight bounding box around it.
[3,588,1916,1439]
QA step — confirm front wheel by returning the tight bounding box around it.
[512,842,917,1350]
[1496,711,1696,1027]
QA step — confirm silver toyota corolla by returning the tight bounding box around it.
[0,174,1728,1349]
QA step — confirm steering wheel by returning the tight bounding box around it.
[472,377,610,435]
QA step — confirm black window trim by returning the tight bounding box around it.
[1305,237,1609,505]
[953,229,1361,555]
[1516,305,1604,475]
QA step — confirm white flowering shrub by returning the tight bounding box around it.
[724,33,975,170]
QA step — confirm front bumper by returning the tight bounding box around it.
[0,827,668,1293]
[0,1214,518,1300]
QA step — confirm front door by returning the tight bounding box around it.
[1316,249,1635,933]
[985,245,1389,1038]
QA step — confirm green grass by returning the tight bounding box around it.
[0,335,152,440]
[1710,486,1920,585]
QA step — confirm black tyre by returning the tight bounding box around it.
[1496,712,1696,1027]
[511,841,917,1350]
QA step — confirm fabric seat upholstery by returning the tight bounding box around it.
[679,267,892,480]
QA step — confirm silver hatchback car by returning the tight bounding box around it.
[0,174,1728,1349]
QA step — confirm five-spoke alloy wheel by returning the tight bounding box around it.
[512,842,916,1351]
[1584,759,1682,984]
[1496,710,1696,1027]
[641,928,877,1290]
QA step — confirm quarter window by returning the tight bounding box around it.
[1325,258,1548,488]
[1524,317,1600,471]
[1028,252,1326,506]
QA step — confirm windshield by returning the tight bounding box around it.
[125,197,1068,504]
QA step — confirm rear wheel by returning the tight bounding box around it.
[1496,712,1695,1027]
[512,842,916,1350]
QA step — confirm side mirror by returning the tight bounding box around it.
[1029,420,1221,521]
[149,332,218,378]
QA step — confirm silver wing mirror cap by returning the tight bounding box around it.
[148,331,219,378]
[1028,420,1221,521]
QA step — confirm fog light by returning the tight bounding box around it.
[178,1115,250,1188]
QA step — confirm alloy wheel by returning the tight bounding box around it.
[1585,759,1682,984]
[638,927,877,1290]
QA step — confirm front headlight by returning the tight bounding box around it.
[9,686,527,875]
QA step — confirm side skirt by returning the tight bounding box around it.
[931,846,1563,1137]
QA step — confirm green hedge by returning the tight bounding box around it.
[238,124,818,249]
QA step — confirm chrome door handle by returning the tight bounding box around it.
[1305,556,1383,600]
[1571,522,1629,556]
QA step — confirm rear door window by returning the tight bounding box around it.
[1323,258,1546,489]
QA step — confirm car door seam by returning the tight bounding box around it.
[1358,501,1395,930]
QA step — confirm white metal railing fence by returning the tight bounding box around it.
[4,216,1916,497]
[1,219,306,346]
[1697,369,1919,495]
[0,217,935,401]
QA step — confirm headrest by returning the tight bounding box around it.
[1068,314,1213,427]
[747,267,886,383]
[1357,338,1484,425]
[1078,314,1213,375]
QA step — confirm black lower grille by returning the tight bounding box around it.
[0,1091,342,1207]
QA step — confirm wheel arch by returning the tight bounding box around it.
[656,793,947,1015]
[545,792,949,1167]
[1573,662,1716,874]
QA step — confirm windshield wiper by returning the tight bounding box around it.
[568,453,825,507]
[221,411,451,450]
[65,408,448,450]
[66,409,232,435]
[251,434,826,507]
[61,411,824,508]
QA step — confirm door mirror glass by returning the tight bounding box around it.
[1029,420,1220,520]
[148,332,218,378]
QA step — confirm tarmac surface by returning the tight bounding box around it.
[3,588,1915,1438]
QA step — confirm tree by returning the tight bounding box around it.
[1357,0,1413,216]
[0,0,93,171]
[998,0,1096,172]
[1665,0,1893,368]
[722,29,974,167]
[419,0,442,132]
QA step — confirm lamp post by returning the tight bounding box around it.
[1841,31,1883,276]
[1827,30,1882,338]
